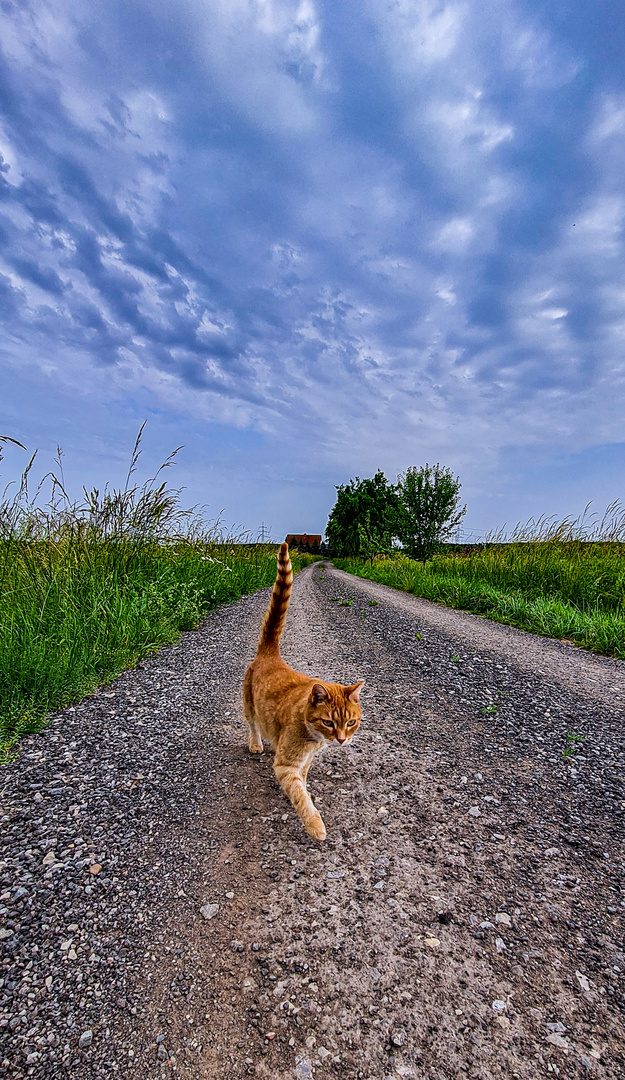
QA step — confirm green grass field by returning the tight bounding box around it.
[0,433,315,756]
[334,540,625,660]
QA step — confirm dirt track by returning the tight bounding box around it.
[1,561,624,1079]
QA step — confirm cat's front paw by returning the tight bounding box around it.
[248,741,264,754]
[305,813,326,841]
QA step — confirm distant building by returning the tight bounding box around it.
[286,533,323,554]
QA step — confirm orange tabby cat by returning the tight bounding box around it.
[243,542,364,840]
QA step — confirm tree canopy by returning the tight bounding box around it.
[325,463,466,561]
[395,463,466,562]
[325,470,398,558]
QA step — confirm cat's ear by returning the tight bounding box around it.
[310,683,329,705]
[345,681,365,703]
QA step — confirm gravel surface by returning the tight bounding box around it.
[1,561,624,1080]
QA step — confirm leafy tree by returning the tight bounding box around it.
[396,463,466,563]
[325,471,398,557]
[357,510,395,565]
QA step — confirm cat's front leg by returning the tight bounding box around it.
[273,764,326,841]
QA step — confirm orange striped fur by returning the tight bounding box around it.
[243,542,364,840]
[258,541,293,650]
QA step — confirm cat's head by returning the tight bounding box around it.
[305,681,364,745]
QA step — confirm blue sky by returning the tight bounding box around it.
[1,0,624,540]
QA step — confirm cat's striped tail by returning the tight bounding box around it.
[258,542,293,652]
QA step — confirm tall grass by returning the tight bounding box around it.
[334,504,625,660]
[0,430,314,755]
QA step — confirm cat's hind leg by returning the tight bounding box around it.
[273,754,326,841]
[243,666,263,753]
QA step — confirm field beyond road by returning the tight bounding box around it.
[334,541,625,660]
[1,561,624,1079]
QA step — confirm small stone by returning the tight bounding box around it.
[495,1015,510,1030]
[317,1047,330,1060]
[156,1034,166,1044]
[491,1000,506,1012]
[374,881,385,890]
[424,937,440,948]
[327,870,345,879]
[377,807,389,817]
[42,851,56,866]
[78,1030,93,1048]
[0,929,13,940]
[390,1029,406,1047]
[200,903,219,920]
[26,1053,39,1064]
[305,1036,316,1048]
[547,1022,566,1033]
[495,937,506,953]
[157,1044,168,1060]
[294,1058,313,1079]
[480,921,495,929]
[544,847,560,857]
[546,1033,569,1051]
[266,1032,276,1040]
[576,970,591,992]
[468,806,481,817]
[225,891,234,899]
[495,912,511,926]
[89,864,102,876]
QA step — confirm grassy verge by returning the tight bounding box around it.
[1,540,315,754]
[0,432,317,756]
[333,543,625,660]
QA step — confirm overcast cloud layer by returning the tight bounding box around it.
[1,0,624,537]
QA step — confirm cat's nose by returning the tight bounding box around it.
[336,734,346,744]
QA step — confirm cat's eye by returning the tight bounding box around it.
[347,719,357,726]
[322,719,334,728]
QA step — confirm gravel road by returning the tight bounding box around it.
[1,561,624,1080]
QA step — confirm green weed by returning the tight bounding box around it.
[562,731,586,761]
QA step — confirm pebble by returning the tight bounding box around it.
[575,970,591,992]
[468,806,481,817]
[377,806,389,817]
[78,1029,93,1048]
[200,903,220,920]
[495,912,511,926]
[546,1033,570,1050]
[495,937,506,953]
[294,1058,314,1079]
[424,937,440,948]
[491,1000,506,1012]
[390,1029,406,1047]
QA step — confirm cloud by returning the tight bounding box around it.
[1,0,624,534]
